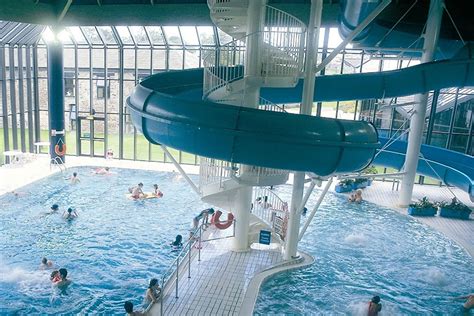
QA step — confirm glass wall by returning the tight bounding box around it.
[0,24,472,169]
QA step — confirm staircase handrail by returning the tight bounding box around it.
[258,96,287,112]
[203,5,306,100]
[199,157,235,188]
[252,187,288,226]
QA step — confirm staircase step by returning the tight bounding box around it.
[209,0,249,9]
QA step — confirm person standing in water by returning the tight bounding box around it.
[63,208,78,220]
[143,278,161,307]
[368,295,382,316]
[70,172,80,184]
[124,301,145,316]
[39,257,53,269]
[54,268,71,289]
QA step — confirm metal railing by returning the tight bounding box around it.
[156,217,236,316]
[199,157,235,188]
[50,157,66,172]
[251,187,289,240]
[258,96,286,112]
[203,4,306,99]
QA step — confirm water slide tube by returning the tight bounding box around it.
[127,69,378,177]
[127,46,473,180]
[375,137,474,200]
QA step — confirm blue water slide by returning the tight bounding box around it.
[127,46,473,182]
[374,137,474,200]
[127,68,378,176]
[261,43,474,103]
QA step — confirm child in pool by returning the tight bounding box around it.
[349,189,363,203]
[50,270,61,283]
[152,184,163,197]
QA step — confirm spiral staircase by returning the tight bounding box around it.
[197,0,307,241]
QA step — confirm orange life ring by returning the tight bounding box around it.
[55,143,66,156]
[211,210,234,230]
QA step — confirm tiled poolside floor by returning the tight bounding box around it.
[149,228,284,316]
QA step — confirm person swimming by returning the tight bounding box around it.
[47,204,59,215]
[349,189,363,203]
[93,167,110,175]
[40,257,53,269]
[368,295,382,316]
[171,235,183,248]
[454,294,474,314]
[63,207,78,220]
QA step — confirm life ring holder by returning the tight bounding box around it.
[54,139,66,156]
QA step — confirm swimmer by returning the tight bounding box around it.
[171,235,183,248]
[143,278,161,307]
[63,207,78,220]
[69,172,80,184]
[50,270,61,283]
[131,183,145,199]
[47,204,59,215]
[152,184,163,197]
[349,189,363,203]
[368,295,382,316]
[453,294,474,314]
[40,257,53,269]
[54,268,71,288]
[124,301,145,316]
[93,167,110,175]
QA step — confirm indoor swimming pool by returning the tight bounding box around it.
[254,186,474,315]
[0,167,208,314]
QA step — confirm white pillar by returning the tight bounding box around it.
[232,0,266,251]
[398,0,444,206]
[284,0,323,260]
[243,0,266,106]
[232,186,253,251]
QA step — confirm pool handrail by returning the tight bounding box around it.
[152,217,236,316]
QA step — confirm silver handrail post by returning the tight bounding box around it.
[188,238,191,278]
[160,276,164,316]
[198,225,202,262]
[175,256,179,298]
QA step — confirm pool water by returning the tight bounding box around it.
[254,186,474,315]
[0,167,209,314]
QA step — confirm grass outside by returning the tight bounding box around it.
[0,129,197,165]
[0,129,447,186]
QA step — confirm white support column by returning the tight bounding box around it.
[232,0,266,252]
[232,186,253,251]
[284,0,323,260]
[398,0,444,206]
[243,0,266,106]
